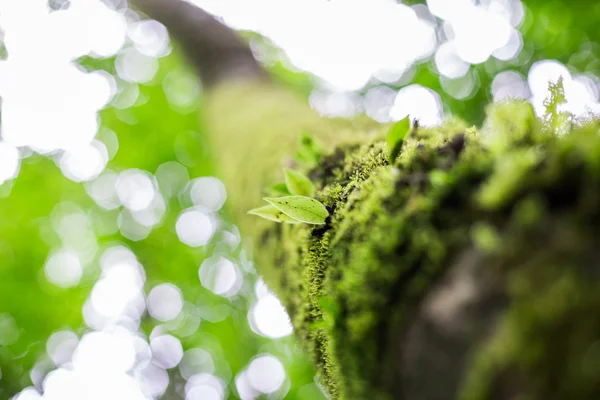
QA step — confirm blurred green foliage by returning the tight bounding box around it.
[0,48,320,398]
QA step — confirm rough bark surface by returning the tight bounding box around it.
[134,2,600,399]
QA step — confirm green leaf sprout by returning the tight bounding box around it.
[263,195,328,225]
[386,116,411,163]
[296,132,324,167]
[284,168,315,197]
[247,204,302,223]
[266,182,292,196]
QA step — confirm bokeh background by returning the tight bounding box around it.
[0,0,599,399]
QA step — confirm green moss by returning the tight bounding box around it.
[208,82,600,399]
[251,100,600,399]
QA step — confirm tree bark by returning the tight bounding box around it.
[133,1,600,399]
[131,0,268,87]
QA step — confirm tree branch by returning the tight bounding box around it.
[130,0,268,87]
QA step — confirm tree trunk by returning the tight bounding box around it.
[133,1,600,399]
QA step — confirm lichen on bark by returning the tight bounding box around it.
[208,81,600,399]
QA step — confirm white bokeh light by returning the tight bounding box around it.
[140,363,170,398]
[72,328,136,374]
[249,287,293,339]
[246,354,286,394]
[428,0,517,65]
[185,373,225,400]
[0,0,122,155]
[14,388,43,400]
[90,262,145,319]
[132,193,166,227]
[190,177,227,212]
[116,47,159,84]
[59,140,109,183]
[128,19,171,58]
[30,359,54,389]
[309,90,363,118]
[44,249,83,289]
[0,62,104,153]
[179,348,215,379]
[199,256,242,297]
[115,169,156,211]
[42,368,83,400]
[0,141,20,185]
[176,208,216,247]
[131,334,152,369]
[390,84,443,126]
[492,70,529,102]
[46,330,79,366]
[451,6,511,64]
[100,245,139,272]
[235,370,260,400]
[186,383,222,400]
[118,209,153,242]
[528,60,572,100]
[363,86,397,123]
[194,0,436,91]
[85,170,121,210]
[527,60,600,117]
[492,27,523,61]
[111,80,141,110]
[150,334,184,369]
[435,42,470,79]
[147,283,184,322]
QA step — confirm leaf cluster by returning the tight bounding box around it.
[248,169,328,225]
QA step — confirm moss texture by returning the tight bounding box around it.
[208,81,600,399]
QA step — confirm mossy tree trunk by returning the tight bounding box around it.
[135,1,600,398]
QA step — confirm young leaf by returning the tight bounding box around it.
[247,204,302,224]
[284,169,315,197]
[296,132,323,167]
[266,182,291,196]
[386,116,410,162]
[264,196,328,225]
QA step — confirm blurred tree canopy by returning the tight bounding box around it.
[0,0,599,399]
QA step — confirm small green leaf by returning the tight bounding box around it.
[247,204,302,223]
[264,196,328,225]
[386,116,411,162]
[284,169,315,197]
[266,182,291,196]
[296,132,323,167]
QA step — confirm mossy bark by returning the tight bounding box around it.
[208,81,600,400]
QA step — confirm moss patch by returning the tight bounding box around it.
[253,98,600,399]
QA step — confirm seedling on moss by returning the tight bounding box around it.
[264,196,328,225]
[251,168,326,224]
[266,182,291,196]
[284,168,315,197]
[296,132,324,167]
[386,116,411,163]
[247,204,302,223]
